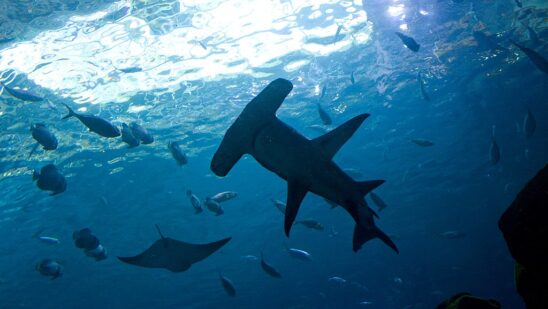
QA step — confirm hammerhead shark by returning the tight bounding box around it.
[211,78,398,253]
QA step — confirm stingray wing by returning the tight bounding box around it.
[118,237,231,273]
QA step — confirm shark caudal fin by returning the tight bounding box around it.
[211,78,293,176]
[353,222,399,253]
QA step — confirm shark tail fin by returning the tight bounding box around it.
[61,103,76,120]
[211,78,293,177]
[358,180,385,196]
[353,223,398,253]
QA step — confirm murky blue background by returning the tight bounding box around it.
[1,0,547,308]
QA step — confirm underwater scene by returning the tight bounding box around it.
[0,0,547,308]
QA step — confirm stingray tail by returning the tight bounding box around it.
[61,103,76,120]
[352,223,398,254]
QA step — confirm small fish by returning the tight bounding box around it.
[271,199,286,214]
[38,236,60,245]
[129,122,153,144]
[523,109,536,137]
[514,0,522,8]
[359,301,373,306]
[204,197,224,216]
[260,252,281,278]
[350,71,355,85]
[240,255,258,262]
[29,123,58,158]
[209,191,238,203]
[328,276,346,284]
[121,123,140,148]
[219,272,236,297]
[411,139,434,147]
[369,192,388,211]
[33,164,66,196]
[186,190,203,214]
[100,196,109,206]
[343,168,363,178]
[168,141,188,166]
[333,25,343,43]
[395,32,420,52]
[511,40,548,74]
[36,259,62,279]
[0,81,44,102]
[295,219,324,231]
[417,72,430,102]
[62,103,120,138]
[319,85,327,100]
[198,41,207,50]
[307,124,329,134]
[286,247,312,261]
[118,66,142,73]
[440,230,466,239]
[393,277,403,284]
[317,104,332,125]
[490,126,500,165]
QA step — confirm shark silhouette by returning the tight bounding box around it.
[211,78,398,253]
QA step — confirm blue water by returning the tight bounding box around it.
[0,0,547,308]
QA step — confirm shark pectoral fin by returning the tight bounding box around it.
[313,114,369,159]
[358,180,385,196]
[284,180,308,237]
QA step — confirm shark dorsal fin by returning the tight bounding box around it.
[312,114,369,159]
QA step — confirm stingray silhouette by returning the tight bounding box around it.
[118,225,231,272]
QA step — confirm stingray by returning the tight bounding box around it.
[118,225,231,272]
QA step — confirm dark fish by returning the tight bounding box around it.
[417,72,430,102]
[73,228,107,261]
[62,103,120,138]
[129,122,153,144]
[350,71,355,85]
[260,252,281,278]
[395,32,420,52]
[333,25,343,43]
[523,109,536,138]
[515,0,522,8]
[473,31,507,53]
[295,219,324,231]
[168,141,188,166]
[186,190,203,214]
[121,123,140,148]
[511,40,548,74]
[30,124,58,157]
[36,259,62,279]
[219,272,236,296]
[319,85,327,100]
[33,164,66,195]
[118,225,231,273]
[118,66,142,73]
[317,104,332,125]
[0,82,44,102]
[198,41,207,50]
[411,139,434,147]
[204,197,224,216]
[490,127,500,165]
[369,192,388,211]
